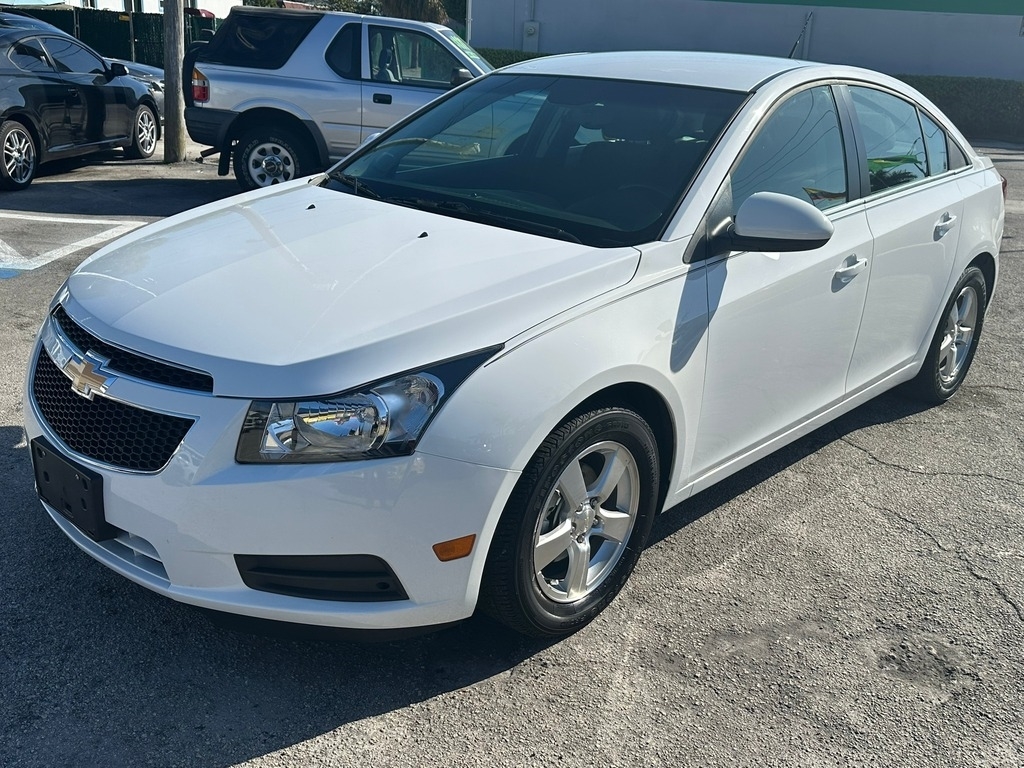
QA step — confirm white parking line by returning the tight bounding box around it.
[0,212,144,273]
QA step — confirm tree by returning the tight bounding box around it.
[379,0,447,23]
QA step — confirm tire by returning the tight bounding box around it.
[0,121,37,191]
[124,104,158,160]
[479,408,659,637]
[907,265,987,404]
[233,127,312,191]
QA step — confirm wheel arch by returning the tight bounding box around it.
[969,251,996,307]
[226,108,328,167]
[567,382,677,514]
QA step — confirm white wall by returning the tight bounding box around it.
[471,0,1024,80]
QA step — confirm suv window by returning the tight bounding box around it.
[43,37,104,75]
[369,25,460,88]
[849,86,926,194]
[325,23,360,80]
[9,38,53,72]
[732,86,848,211]
[200,11,321,70]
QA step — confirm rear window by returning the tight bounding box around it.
[198,10,321,70]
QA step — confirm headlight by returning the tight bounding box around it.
[235,347,499,463]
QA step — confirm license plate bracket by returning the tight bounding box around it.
[31,437,117,542]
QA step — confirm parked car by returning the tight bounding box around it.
[0,26,161,190]
[26,52,1003,638]
[184,6,491,191]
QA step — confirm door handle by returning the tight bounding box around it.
[934,213,957,238]
[834,256,868,283]
[372,93,392,104]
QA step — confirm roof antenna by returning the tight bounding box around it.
[788,12,814,59]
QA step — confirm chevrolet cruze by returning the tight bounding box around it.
[25,52,1004,637]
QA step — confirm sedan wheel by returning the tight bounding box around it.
[0,121,37,191]
[125,105,158,160]
[480,408,659,637]
[908,265,987,404]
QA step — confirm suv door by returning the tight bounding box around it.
[318,22,364,157]
[361,24,464,142]
[843,85,966,391]
[690,85,873,480]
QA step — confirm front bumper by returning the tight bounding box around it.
[24,335,520,631]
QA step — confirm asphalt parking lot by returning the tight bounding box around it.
[0,141,1021,767]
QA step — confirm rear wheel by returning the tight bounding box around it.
[907,266,987,404]
[0,121,37,191]
[124,104,158,160]
[233,127,312,191]
[480,408,659,637]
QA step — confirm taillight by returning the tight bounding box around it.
[191,67,209,103]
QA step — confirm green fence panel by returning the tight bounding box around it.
[13,8,76,36]
[133,13,165,67]
[77,9,132,60]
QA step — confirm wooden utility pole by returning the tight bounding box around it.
[163,0,186,163]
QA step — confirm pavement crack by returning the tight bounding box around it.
[838,435,1024,488]
[870,501,1024,624]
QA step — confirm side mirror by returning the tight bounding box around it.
[449,68,474,87]
[108,61,129,78]
[717,191,835,253]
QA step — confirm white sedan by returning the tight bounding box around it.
[25,51,1004,637]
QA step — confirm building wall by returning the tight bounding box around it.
[470,0,1024,80]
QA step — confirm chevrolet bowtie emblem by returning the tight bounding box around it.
[63,358,111,400]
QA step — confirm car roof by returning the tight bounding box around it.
[500,51,814,92]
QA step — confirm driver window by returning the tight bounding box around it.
[368,26,460,89]
[732,86,848,212]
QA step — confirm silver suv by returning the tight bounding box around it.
[185,7,491,190]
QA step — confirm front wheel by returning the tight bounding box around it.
[233,127,312,191]
[0,121,37,191]
[907,265,987,404]
[124,104,158,160]
[479,408,659,637]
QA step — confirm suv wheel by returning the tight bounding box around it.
[0,121,37,191]
[234,127,312,191]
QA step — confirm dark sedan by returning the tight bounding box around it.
[0,26,161,190]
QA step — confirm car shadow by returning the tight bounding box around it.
[0,389,931,765]
[7,156,238,219]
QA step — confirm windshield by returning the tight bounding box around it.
[325,73,744,247]
[441,28,492,72]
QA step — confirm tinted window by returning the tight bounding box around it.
[369,26,460,89]
[199,11,320,70]
[732,86,847,211]
[325,23,360,80]
[9,38,53,72]
[948,138,969,170]
[920,112,948,175]
[43,37,104,75]
[850,87,926,193]
[334,74,744,247]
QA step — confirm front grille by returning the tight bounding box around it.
[32,349,194,472]
[53,305,214,393]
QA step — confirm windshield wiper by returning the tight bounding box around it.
[383,197,583,244]
[330,173,383,200]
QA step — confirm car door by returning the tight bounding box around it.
[360,24,462,142]
[842,85,965,391]
[42,36,129,146]
[315,21,364,158]
[7,35,73,152]
[689,84,873,481]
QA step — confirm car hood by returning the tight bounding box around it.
[63,182,640,398]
